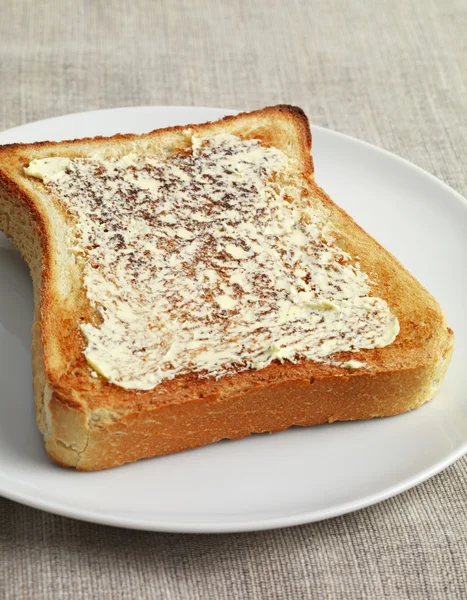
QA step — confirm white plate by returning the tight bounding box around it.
[0,106,466,533]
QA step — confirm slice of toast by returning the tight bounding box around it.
[0,106,453,471]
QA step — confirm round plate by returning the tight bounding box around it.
[0,107,466,533]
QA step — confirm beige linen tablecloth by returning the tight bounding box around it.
[1,1,466,597]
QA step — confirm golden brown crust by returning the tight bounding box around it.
[0,105,454,470]
[63,340,454,471]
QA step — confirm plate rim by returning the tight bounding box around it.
[0,105,466,533]
[0,443,464,533]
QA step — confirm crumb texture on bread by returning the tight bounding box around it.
[0,105,454,470]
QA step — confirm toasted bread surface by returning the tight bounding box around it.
[0,106,453,470]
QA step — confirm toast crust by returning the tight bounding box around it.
[0,106,454,470]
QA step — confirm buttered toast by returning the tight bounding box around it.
[0,106,453,470]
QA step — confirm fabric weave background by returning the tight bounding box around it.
[0,1,466,598]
